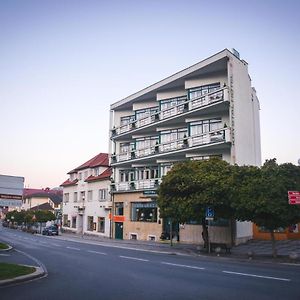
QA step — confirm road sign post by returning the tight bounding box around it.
[205,207,214,253]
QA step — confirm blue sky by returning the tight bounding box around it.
[1,0,299,188]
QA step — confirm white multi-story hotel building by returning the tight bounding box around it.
[61,153,112,237]
[109,49,261,244]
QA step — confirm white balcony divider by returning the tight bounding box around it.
[113,88,227,136]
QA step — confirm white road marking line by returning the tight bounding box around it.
[280,263,300,267]
[87,250,107,255]
[50,243,61,247]
[119,255,149,262]
[161,262,205,270]
[0,254,10,256]
[66,246,80,251]
[222,271,291,282]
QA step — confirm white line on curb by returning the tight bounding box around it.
[66,246,80,251]
[119,255,149,262]
[87,250,107,255]
[161,262,205,270]
[222,270,291,282]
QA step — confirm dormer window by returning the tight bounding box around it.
[94,168,100,176]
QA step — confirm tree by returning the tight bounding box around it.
[158,158,235,249]
[232,159,300,257]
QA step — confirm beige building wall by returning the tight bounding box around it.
[113,192,162,241]
[180,224,232,244]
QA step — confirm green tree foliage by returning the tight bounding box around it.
[5,210,56,225]
[158,158,235,249]
[232,159,300,257]
[34,210,56,223]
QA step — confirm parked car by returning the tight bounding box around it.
[42,225,59,236]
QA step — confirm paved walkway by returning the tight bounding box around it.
[58,231,300,260]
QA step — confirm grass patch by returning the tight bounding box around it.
[0,242,9,250]
[0,263,36,280]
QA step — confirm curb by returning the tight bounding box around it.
[0,265,45,287]
[0,245,13,252]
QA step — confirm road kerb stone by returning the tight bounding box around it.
[0,265,45,287]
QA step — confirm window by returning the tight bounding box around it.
[120,142,135,154]
[136,167,159,180]
[135,136,159,151]
[120,169,135,182]
[130,233,138,240]
[190,118,222,136]
[80,191,85,202]
[72,216,77,228]
[94,168,100,176]
[135,107,159,120]
[63,215,69,226]
[160,128,187,144]
[88,190,93,201]
[189,83,220,100]
[79,173,82,180]
[148,235,156,241]
[115,203,124,216]
[74,192,78,203]
[87,216,94,231]
[84,171,88,179]
[98,217,105,233]
[64,193,69,203]
[160,96,186,111]
[99,189,107,201]
[121,115,135,126]
[131,201,157,222]
[160,164,173,177]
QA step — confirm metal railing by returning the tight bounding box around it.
[111,87,228,137]
[112,128,230,163]
[112,178,161,192]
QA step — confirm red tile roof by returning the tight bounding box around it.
[68,153,109,174]
[23,188,62,197]
[85,168,112,183]
[60,179,78,187]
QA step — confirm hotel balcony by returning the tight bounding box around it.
[111,87,229,140]
[111,127,231,167]
[111,178,161,193]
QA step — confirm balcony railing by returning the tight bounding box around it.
[111,127,230,163]
[112,178,161,192]
[111,87,228,137]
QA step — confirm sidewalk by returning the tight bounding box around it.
[57,231,300,262]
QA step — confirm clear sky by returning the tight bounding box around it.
[1,0,300,188]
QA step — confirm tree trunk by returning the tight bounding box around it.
[201,218,209,252]
[270,230,277,258]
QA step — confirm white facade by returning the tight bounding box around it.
[109,49,261,244]
[61,154,112,237]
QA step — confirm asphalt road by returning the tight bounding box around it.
[1,226,299,300]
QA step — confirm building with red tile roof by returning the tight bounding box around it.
[61,153,111,237]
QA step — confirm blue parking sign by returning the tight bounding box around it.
[205,207,214,219]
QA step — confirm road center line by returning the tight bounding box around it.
[87,250,107,255]
[66,246,80,251]
[0,254,10,257]
[119,255,149,262]
[161,262,205,270]
[222,271,291,282]
[50,243,61,247]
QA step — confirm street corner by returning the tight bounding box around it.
[0,264,46,287]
